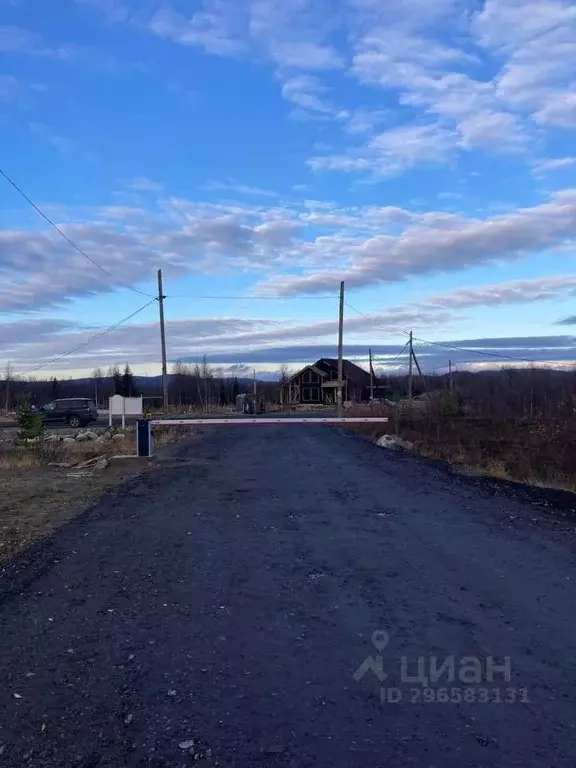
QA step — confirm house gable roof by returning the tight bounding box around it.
[316,358,371,383]
[282,363,326,386]
[280,359,371,387]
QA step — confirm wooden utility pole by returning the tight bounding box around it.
[408,331,413,410]
[157,269,169,413]
[337,281,344,417]
[369,348,374,401]
[253,369,257,395]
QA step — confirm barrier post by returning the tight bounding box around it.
[136,419,154,457]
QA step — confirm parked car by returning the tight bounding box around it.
[38,398,99,428]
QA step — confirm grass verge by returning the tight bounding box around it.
[345,405,576,494]
[0,426,191,566]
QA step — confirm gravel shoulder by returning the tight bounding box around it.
[0,425,575,767]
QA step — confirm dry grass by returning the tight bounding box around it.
[345,404,576,494]
[0,426,189,470]
[0,426,191,566]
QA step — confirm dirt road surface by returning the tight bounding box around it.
[1,426,575,767]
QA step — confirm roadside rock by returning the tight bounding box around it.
[377,435,401,450]
[94,458,109,471]
[376,434,413,451]
[62,437,76,445]
[112,434,125,441]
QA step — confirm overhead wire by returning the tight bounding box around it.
[0,167,155,298]
[17,298,158,378]
[375,341,410,364]
[167,294,339,300]
[404,332,535,364]
[344,300,535,364]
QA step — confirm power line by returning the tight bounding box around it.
[344,300,402,334]
[168,294,339,300]
[17,298,157,378]
[344,301,535,364]
[0,167,155,298]
[375,341,410,364]
[405,333,535,364]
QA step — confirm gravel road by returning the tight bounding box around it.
[1,425,575,767]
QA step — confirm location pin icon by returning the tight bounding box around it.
[371,630,389,651]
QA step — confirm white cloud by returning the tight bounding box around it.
[309,122,457,177]
[280,74,345,119]
[474,0,576,128]
[149,4,246,56]
[456,110,526,150]
[204,180,280,198]
[420,276,576,310]
[344,108,389,135]
[533,91,576,128]
[268,40,343,70]
[5,305,451,375]
[6,190,576,311]
[351,25,527,153]
[533,157,576,174]
[259,189,576,294]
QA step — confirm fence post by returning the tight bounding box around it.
[136,419,154,457]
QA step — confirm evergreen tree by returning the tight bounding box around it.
[122,364,139,397]
[50,377,60,399]
[17,392,45,441]
[111,365,124,396]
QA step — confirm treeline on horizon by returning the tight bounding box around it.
[1,360,575,419]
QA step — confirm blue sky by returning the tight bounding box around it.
[1,0,576,378]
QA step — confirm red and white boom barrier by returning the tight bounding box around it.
[136,416,388,457]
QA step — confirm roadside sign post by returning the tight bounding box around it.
[109,395,143,428]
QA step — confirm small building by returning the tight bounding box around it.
[236,393,266,414]
[280,358,372,406]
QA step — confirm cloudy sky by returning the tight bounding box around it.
[1,0,576,379]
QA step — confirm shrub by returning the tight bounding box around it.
[16,392,45,442]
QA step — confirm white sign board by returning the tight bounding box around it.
[109,395,143,427]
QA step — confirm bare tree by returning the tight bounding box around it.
[201,355,213,412]
[92,367,103,407]
[3,362,13,412]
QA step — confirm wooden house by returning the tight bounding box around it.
[280,358,372,405]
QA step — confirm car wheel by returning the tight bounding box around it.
[67,415,82,428]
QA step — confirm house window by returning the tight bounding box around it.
[302,370,319,383]
[302,387,320,402]
[330,370,338,380]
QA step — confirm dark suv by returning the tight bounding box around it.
[39,398,99,428]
